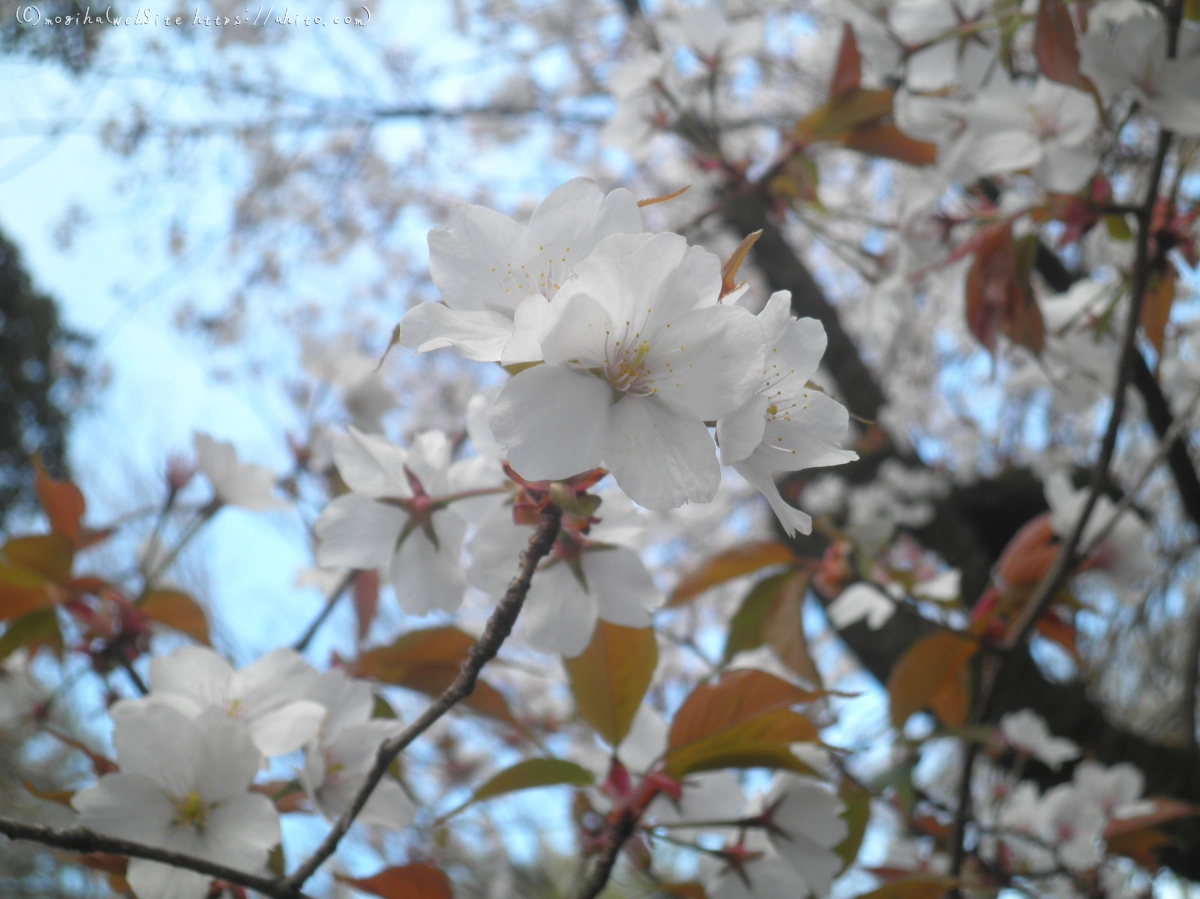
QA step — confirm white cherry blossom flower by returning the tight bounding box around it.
[1044,471,1154,600]
[488,232,765,509]
[192,432,285,512]
[73,702,279,899]
[960,78,1099,193]
[827,582,896,630]
[658,4,762,65]
[601,54,677,157]
[399,178,642,363]
[716,291,858,535]
[1073,761,1146,820]
[300,669,415,830]
[1037,783,1105,870]
[1080,15,1200,136]
[1000,709,1080,770]
[467,489,662,655]
[314,428,506,615]
[765,774,848,896]
[889,0,997,92]
[146,645,325,758]
[301,335,396,434]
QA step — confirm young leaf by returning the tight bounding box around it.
[664,669,821,778]
[722,572,792,663]
[1034,0,1091,92]
[353,569,380,641]
[33,458,86,547]
[670,541,796,606]
[444,758,596,819]
[1140,271,1176,357]
[834,778,872,871]
[762,571,821,686]
[138,589,211,646]
[563,621,657,747]
[0,607,62,661]
[965,224,1044,356]
[354,627,522,730]
[335,863,454,899]
[840,123,937,167]
[829,23,862,98]
[887,631,977,729]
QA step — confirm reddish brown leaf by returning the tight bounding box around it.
[33,458,85,547]
[637,185,690,208]
[564,621,657,747]
[887,631,977,728]
[22,779,73,808]
[665,669,821,778]
[1104,798,1200,840]
[720,230,763,299]
[2,534,74,582]
[354,627,522,731]
[840,123,937,167]
[1034,610,1080,662]
[138,589,211,645]
[794,88,895,144]
[1140,270,1176,357]
[1034,0,1091,91]
[965,224,1044,356]
[353,569,380,641]
[335,863,454,899]
[669,541,796,606]
[0,608,63,661]
[762,572,821,687]
[830,23,862,98]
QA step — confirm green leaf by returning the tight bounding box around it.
[564,621,657,747]
[444,758,595,820]
[722,572,791,663]
[834,778,871,871]
[0,608,62,661]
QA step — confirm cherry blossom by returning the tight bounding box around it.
[658,3,762,66]
[144,645,325,758]
[716,291,858,535]
[1079,14,1200,137]
[314,428,505,615]
[466,489,662,655]
[73,702,279,899]
[488,232,764,509]
[300,335,396,434]
[299,669,415,830]
[827,582,896,630]
[1000,709,1080,770]
[398,178,642,363]
[192,432,286,512]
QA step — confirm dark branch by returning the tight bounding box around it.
[0,818,312,899]
[575,809,639,899]
[281,505,563,895]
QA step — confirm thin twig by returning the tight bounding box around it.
[0,818,313,899]
[291,570,356,653]
[279,505,563,895]
[1182,607,1200,752]
[575,808,639,899]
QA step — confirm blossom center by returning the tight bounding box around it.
[602,333,657,397]
[171,790,210,833]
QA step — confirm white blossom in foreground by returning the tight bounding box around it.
[467,490,662,655]
[703,774,846,899]
[314,428,505,615]
[1044,471,1154,601]
[960,78,1099,193]
[145,646,325,758]
[192,432,285,512]
[1080,14,1200,137]
[1000,709,1080,770]
[399,178,642,363]
[300,669,415,829]
[717,292,857,535]
[73,703,279,899]
[489,232,764,509]
[827,582,896,630]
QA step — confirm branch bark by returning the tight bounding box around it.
[280,505,563,895]
[0,818,312,899]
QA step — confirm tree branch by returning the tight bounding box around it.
[280,505,563,895]
[0,818,312,899]
[575,809,639,899]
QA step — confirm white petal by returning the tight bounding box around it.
[331,429,411,499]
[539,291,616,368]
[127,859,213,899]
[359,778,418,830]
[586,547,662,627]
[233,648,317,712]
[389,510,467,615]
[405,431,453,496]
[749,392,858,473]
[248,700,326,757]
[600,399,720,509]
[734,459,813,538]
[428,203,529,315]
[502,293,554,364]
[646,303,765,420]
[315,494,406,570]
[489,365,609,482]
[72,774,175,845]
[149,646,233,710]
[192,707,262,800]
[521,563,598,656]
[717,393,769,466]
[111,702,205,796]
[466,506,532,596]
[398,303,514,362]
